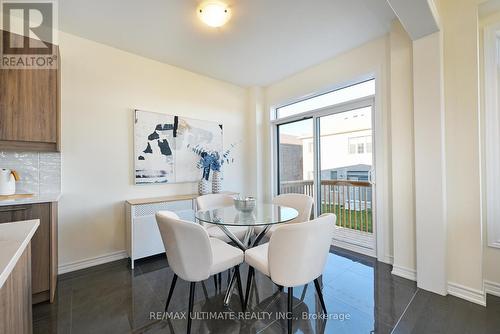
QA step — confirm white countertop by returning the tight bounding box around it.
[0,193,61,206]
[0,220,39,288]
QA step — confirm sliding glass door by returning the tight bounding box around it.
[318,105,374,234]
[274,87,376,253]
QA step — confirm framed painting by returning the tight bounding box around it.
[134,110,223,184]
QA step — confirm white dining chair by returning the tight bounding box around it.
[196,194,248,243]
[197,194,251,291]
[255,193,314,237]
[244,213,336,334]
[156,211,245,334]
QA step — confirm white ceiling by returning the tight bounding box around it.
[59,0,396,87]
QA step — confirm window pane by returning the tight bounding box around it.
[366,140,372,153]
[276,79,375,119]
[278,119,314,199]
[349,143,356,154]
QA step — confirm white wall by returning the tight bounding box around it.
[479,9,500,290]
[437,0,484,298]
[413,31,448,295]
[264,36,393,263]
[389,21,416,281]
[246,87,265,200]
[58,32,250,267]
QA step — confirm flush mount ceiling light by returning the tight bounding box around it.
[197,2,231,28]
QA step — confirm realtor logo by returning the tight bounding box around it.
[1,0,58,69]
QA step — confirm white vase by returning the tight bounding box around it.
[212,171,222,193]
[198,179,210,195]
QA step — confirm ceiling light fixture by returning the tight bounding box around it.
[197,2,231,28]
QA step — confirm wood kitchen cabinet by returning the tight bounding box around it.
[0,30,61,152]
[0,202,58,303]
[0,244,32,334]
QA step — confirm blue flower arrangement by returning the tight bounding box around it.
[191,144,235,181]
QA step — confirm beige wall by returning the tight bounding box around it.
[58,32,250,267]
[413,30,448,294]
[438,0,484,293]
[264,36,394,263]
[246,87,265,200]
[389,21,416,279]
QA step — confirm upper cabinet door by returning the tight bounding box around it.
[0,67,58,142]
[0,30,60,152]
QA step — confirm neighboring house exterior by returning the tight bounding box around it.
[321,164,371,181]
[278,134,303,181]
[301,108,373,181]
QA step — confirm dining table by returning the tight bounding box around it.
[195,202,298,305]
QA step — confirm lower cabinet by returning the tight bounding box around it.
[125,193,237,269]
[0,202,58,303]
[0,244,32,334]
[126,198,195,269]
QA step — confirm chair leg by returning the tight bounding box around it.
[244,267,254,310]
[187,282,196,334]
[314,279,327,314]
[277,284,283,292]
[213,275,218,292]
[165,274,178,311]
[300,283,308,302]
[288,287,293,334]
[252,274,260,304]
[218,272,222,289]
[201,281,209,300]
[234,266,245,310]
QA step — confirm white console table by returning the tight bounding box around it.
[125,192,237,269]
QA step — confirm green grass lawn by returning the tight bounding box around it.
[321,204,373,233]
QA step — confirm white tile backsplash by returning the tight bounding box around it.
[39,152,61,195]
[0,151,61,195]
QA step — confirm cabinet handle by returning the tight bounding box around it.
[0,207,29,212]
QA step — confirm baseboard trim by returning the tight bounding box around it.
[484,280,500,298]
[332,239,376,258]
[447,281,486,306]
[381,254,394,265]
[392,265,417,281]
[58,250,128,274]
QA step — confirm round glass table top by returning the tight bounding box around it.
[195,203,298,227]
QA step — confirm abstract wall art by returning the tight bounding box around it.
[134,110,223,184]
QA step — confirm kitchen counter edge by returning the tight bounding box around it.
[0,220,39,288]
[0,193,61,207]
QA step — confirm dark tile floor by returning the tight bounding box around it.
[32,247,500,334]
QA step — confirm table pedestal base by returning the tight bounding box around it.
[222,225,271,306]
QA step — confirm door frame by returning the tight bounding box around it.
[272,96,378,257]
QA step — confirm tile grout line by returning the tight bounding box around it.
[390,288,419,334]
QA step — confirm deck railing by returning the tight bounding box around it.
[280,179,373,233]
